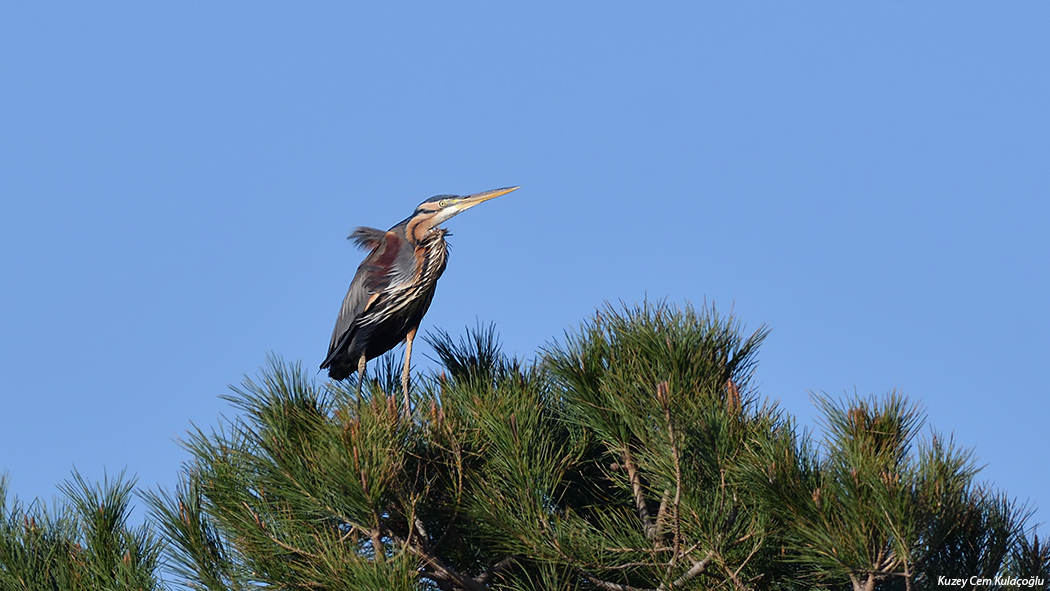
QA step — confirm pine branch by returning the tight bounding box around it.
[584,573,654,591]
[390,526,498,591]
[580,551,715,591]
[656,381,683,578]
[473,555,515,585]
[658,551,714,590]
[621,448,656,542]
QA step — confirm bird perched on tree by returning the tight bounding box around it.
[321,186,518,412]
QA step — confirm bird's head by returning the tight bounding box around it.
[405,186,519,241]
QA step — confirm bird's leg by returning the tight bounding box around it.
[401,326,417,415]
[356,353,367,398]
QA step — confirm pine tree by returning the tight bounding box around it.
[142,302,1047,590]
[3,302,1047,590]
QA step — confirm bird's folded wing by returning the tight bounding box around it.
[326,229,402,355]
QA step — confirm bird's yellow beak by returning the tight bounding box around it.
[453,186,519,212]
[426,186,519,229]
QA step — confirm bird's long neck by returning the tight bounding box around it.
[406,214,436,244]
[414,228,450,287]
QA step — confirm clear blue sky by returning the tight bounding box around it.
[2,3,1047,529]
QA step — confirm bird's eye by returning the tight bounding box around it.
[438,199,449,207]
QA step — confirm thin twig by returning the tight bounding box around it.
[434,432,465,551]
[241,501,323,559]
[655,489,671,537]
